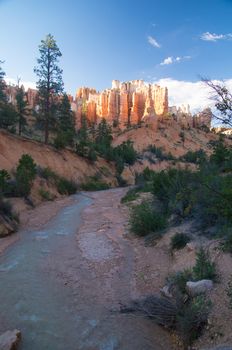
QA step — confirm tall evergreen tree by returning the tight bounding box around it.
[0,61,17,131]
[54,94,76,148]
[34,34,63,144]
[16,85,28,135]
[96,118,112,147]
[0,61,6,105]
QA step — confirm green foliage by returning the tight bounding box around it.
[176,296,211,347]
[75,116,94,158]
[179,131,185,143]
[56,178,77,195]
[150,162,232,230]
[220,230,232,254]
[87,144,97,162]
[37,166,77,195]
[0,61,6,104]
[0,198,13,218]
[210,138,232,171]
[121,187,139,203]
[37,166,57,180]
[152,168,195,217]
[0,169,10,194]
[54,94,76,149]
[113,140,137,165]
[0,103,18,131]
[34,34,63,144]
[38,188,54,201]
[95,118,112,150]
[193,247,217,281]
[181,149,207,164]
[226,276,232,309]
[81,176,110,191]
[16,154,37,197]
[167,269,193,294]
[129,201,167,237]
[147,145,174,161]
[143,167,156,181]
[16,86,28,135]
[170,233,190,250]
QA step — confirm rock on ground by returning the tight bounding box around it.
[186,279,213,297]
[0,330,21,350]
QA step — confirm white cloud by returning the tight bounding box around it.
[5,77,36,90]
[152,77,232,113]
[200,31,232,42]
[160,55,191,66]
[147,35,161,48]
[160,57,173,65]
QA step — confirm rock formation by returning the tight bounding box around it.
[3,79,212,131]
[73,80,169,129]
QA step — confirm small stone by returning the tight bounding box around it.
[160,285,173,298]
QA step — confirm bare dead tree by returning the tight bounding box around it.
[202,77,232,127]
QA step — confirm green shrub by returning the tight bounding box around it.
[193,247,217,281]
[179,131,185,143]
[0,169,10,194]
[81,176,110,191]
[129,201,167,237]
[0,197,19,222]
[171,233,190,250]
[37,167,77,195]
[226,276,232,309]
[152,168,195,217]
[143,167,156,181]
[147,145,174,161]
[0,198,13,217]
[113,140,137,165]
[56,178,77,195]
[221,230,232,254]
[181,149,207,164]
[116,174,127,187]
[37,166,57,181]
[167,269,193,294]
[121,188,139,203]
[38,188,54,201]
[16,154,37,197]
[177,296,211,347]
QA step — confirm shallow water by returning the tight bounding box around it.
[0,195,92,350]
[0,193,170,350]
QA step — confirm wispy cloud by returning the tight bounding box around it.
[147,35,161,48]
[160,55,191,66]
[151,77,232,113]
[5,77,36,90]
[200,31,232,42]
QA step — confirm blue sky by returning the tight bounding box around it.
[1,0,232,109]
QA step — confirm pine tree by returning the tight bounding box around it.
[16,85,28,135]
[54,94,76,148]
[34,34,63,144]
[0,61,6,105]
[0,61,17,131]
[76,115,89,157]
[96,118,112,147]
